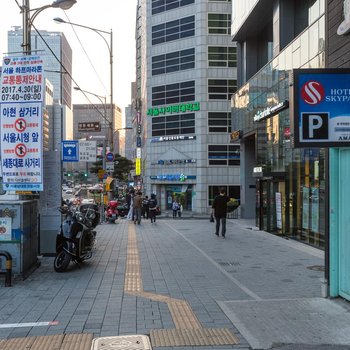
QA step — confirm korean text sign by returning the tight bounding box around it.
[0,55,44,191]
[293,68,350,147]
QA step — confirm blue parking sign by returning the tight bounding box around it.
[62,140,79,162]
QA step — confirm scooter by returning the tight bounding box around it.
[54,203,100,272]
[105,200,119,223]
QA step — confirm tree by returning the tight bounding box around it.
[90,154,134,182]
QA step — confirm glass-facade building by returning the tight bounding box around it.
[231,0,326,247]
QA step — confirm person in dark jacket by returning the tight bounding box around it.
[148,193,158,223]
[212,187,230,238]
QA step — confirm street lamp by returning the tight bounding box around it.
[21,0,76,54]
[54,17,114,152]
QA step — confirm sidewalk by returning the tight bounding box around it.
[0,217,349,349]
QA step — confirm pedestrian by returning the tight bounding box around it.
[212,187,230,238]
[133,191,143,225]
[172,199,180,218]
[178,203,183,218]
[148,193,158,223]
[142,195,149,219]
[126,188,134,221]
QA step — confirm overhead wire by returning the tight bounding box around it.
[30,22,112,127]
[63,12,108,94]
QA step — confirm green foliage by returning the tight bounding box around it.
[89,154,134,182]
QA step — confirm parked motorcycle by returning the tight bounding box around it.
[54,203,100,272]
[105,200,119,223]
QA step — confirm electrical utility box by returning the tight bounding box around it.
[0,200,39,277]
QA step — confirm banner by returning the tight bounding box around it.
[0,55,44,191]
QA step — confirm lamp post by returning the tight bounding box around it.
[54,17,114,152]
[22,0,76,54]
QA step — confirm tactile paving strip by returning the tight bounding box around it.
[0,333,93,350]
[150,328,239,347]
[126,224,239,347]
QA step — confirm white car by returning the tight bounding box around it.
[65,189,73,195]
[81,198,95,204]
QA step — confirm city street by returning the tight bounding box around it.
[1,217,350,349]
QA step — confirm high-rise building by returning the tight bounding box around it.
[136,0,238,213]
[73,104,122,154]
[8,27,73,108]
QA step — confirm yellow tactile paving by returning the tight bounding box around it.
[126,224,239,347]
[0,334,93,350]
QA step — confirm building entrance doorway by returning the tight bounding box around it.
[256,179,286,233]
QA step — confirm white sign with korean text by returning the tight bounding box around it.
[0,55,44,191]
[79,140,97,162]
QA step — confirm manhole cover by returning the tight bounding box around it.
[307,265,325,272]
[91,335,152,350]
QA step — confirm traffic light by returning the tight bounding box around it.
[67,172,72,177]
[84,172,88,177]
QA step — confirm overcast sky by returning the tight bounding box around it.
[0,0,138,117]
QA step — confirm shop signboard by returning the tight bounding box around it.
[292,68,350,147]
[0,55,44,191]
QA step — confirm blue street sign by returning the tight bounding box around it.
[103,173,108,179]
[106,152,114,162]
[62,140,79,162]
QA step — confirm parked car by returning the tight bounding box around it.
[66,189,73,195]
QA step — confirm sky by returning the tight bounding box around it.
[0,0,138,118]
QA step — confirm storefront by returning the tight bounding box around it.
[231,8,327,248]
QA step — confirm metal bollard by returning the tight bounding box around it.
[0,251,12,287]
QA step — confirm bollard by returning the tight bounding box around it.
[0,251,12,287]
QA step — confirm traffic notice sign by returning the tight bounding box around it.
[62,141,79,162]
[106,152,114,162]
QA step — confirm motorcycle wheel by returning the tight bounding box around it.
[54,250,71,272]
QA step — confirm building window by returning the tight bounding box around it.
[152,80,195,106]
[152,113,195,136]
[208,145,240,166]
[208,13,231,35]
[208,79,236,100]
[208,185,240,206]
[152,0,194,15]
[208,112,231,133]
[152,48,195,76]
[208,46,236,67]
[152,16,195,45]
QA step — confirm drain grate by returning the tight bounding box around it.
[91,335,152,350]
[307,265,325,272]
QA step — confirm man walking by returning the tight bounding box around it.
[212,187,230,238]
[133,191,143,225]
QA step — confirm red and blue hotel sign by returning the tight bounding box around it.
[292,68,350,148]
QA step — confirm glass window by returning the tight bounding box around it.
[208,13,231,35]
[152,16,195,45]
[208,46,237,67]
[152,113,195,136]
[208,185,240,206]
[208,112,232,133]
[208,79,237,100]
[152,0,194,15]
[152,48,195,76]
[208,145,240,166]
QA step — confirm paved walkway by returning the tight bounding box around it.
[0,217,350,349]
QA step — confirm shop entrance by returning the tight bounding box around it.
[256,179,286,233]
[166,185,193,211]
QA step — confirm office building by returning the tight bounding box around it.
[73,104,122,154]
[231,0,326,247]
[136,0,238,213]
